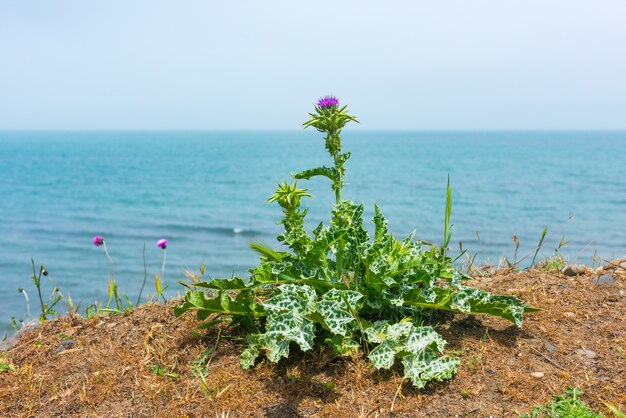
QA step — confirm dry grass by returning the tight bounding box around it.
[1,266,625,417]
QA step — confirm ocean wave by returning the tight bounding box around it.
[23,223,266,242]
[158,224,265,237]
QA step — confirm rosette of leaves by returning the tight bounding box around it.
[175,96,538,388]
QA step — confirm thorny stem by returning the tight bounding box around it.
[102,241,121,309]
[160,249,167,303]
[31,260,46,320]
[335,192,344,282]
[19,288,31,320]
[339,292,367,354]
[329,131,345,283]
[102,241,116,279]
[161,249,167,281]
[136,242,148,306]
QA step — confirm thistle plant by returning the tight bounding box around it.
[175,96,537,388]
[155,238,168,303]
[29,259,62,322]
[93,235,121,309]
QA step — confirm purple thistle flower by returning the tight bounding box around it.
[317,95,339,109]
[156,239,168,249]
[93,235,104,246]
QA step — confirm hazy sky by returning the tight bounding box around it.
[1,1,625,130]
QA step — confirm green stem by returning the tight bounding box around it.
[335,191,344,283]
[102,241,116,279]
[136,242,148,306]
[161,249,167,285]
[31,260,46,321]
[335,187,341,204]
[332,132,345,283]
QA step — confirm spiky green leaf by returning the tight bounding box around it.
[403,285,538,327]
[293,166,339,183]
[173,289,263,317]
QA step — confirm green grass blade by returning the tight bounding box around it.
[531,227,549,267]
[442,175,452,255]
[249,241,286,262]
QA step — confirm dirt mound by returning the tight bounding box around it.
[1,266,625,417]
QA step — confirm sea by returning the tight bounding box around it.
[1,131,625,334]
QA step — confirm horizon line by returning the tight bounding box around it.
[2,128,626,133]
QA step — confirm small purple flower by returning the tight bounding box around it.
[93,235,104,246]
[317,95,339,109]
[156,239,168,249]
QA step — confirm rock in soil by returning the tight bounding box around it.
[576,349,598,359]
[0,320,39,352]
[592,274,614,285]
[544,342,557,353]
[563,264,586,276]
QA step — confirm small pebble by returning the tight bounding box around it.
[563,264,586,276]
[620,261,626,270]
[596,376,610,382]
[575,349,598,359]
[60,339,74,347]
[0,335,18,352]
[563,312,576,318]
[487,369,496,374]
[544,342,557,353]
[592,274,614,285]
[531,372,544,378]
[53,345,67,355]
[0,320,38,352]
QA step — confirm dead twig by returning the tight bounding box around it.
[206,360,239,370]
[390,377,405,412]
[530,347,567,371]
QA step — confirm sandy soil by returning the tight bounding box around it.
[1,264,625,417]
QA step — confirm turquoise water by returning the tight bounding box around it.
[1,131,625,333]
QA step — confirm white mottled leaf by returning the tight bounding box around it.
[366,320,459,388]
[266,339,291,363]
[404,326,447,354]
[385,321,413,341]
[368,340,396,369]
[318,289,364,336]
[240,345,260,369]
[318,299,354,336]
[402,353,460,389]
[363,320,388,343]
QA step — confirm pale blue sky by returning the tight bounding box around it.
[1,1,625,130]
